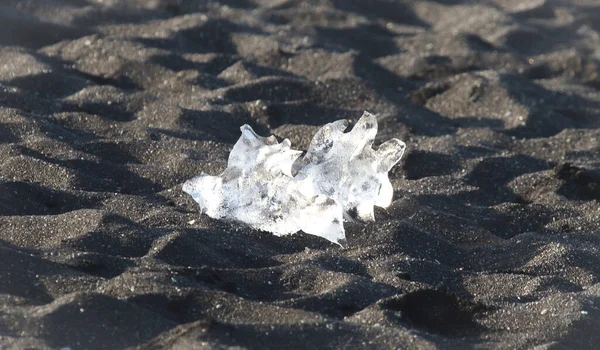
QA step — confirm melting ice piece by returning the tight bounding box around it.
[182,111,406,247]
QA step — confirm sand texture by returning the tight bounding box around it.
[1,0,600,349]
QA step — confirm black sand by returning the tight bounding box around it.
[1,0,599,349]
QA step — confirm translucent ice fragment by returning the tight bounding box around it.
[182,111,406,246]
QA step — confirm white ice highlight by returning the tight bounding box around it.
[182,111,406,246]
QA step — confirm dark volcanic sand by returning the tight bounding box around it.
[1,0,600,349]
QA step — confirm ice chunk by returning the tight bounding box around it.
[182,111,406,246]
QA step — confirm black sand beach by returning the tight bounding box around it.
[1,0,600,348]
